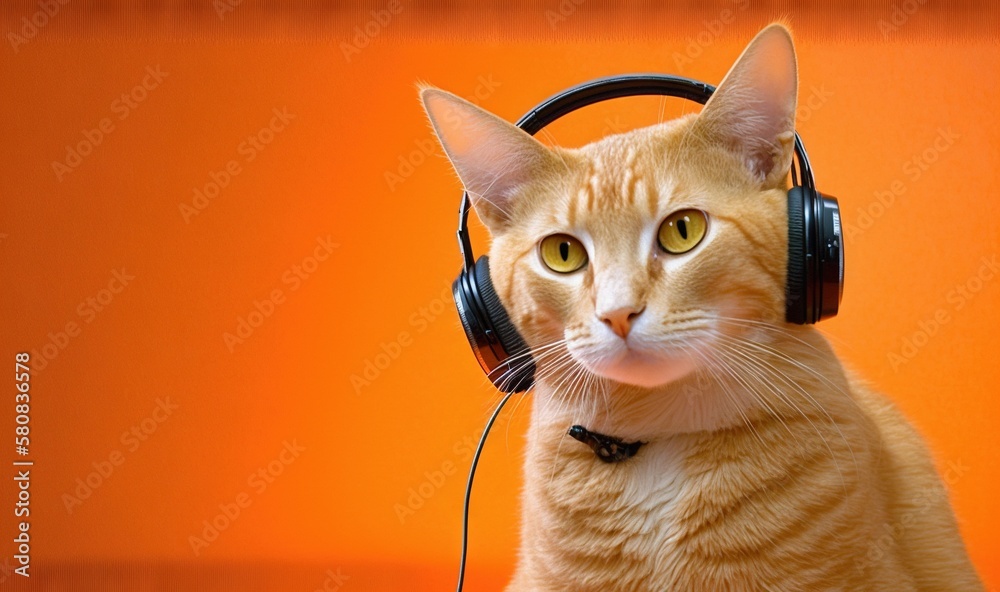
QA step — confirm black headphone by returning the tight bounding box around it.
[452,73,844,394]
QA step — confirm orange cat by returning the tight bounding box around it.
[421,24,983,591]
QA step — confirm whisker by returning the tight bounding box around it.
[706,346,793,439]
[498,345,572,446]
[713,316,829,354]
[690,349,770,452]
[485,339,567,379]
[714,337,851,493]
[719,332,867,453]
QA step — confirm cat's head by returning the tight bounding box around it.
[422,24,798,391]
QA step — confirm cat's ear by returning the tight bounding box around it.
[696,23,798,187]
[420,85,559,232]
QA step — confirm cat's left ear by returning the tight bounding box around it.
[695,23,798,188]
[420,85,561,233]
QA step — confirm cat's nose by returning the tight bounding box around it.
[598,305,644,340]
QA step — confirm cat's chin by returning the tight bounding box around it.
[580,348,697,390]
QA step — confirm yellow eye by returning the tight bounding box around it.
[540,234,588,273]
[658,209,708,254]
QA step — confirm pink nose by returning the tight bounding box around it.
[599,306,644,339]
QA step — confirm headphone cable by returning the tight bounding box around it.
[456,391,513,592]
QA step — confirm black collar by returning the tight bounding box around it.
[568,425,644,463]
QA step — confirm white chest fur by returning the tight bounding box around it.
[515,400,696,591]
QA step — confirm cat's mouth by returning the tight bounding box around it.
[571,340,699,389]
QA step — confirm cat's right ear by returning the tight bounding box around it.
[419,85,559,232]
[694,23,798,188]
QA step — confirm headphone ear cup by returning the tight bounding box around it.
[473,257,535,392]
[785,187,809,324]
[786,186,844,324]
[453,271,483,364]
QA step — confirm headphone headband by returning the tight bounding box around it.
[457,73,816,270]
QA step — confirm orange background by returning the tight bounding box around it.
[1,3,998,590]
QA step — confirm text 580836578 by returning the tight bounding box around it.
[12,352,31,578]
